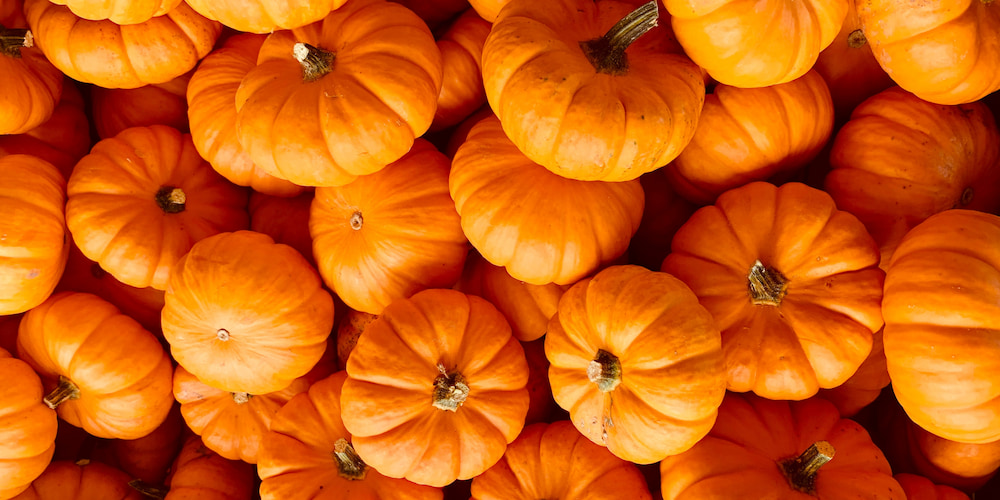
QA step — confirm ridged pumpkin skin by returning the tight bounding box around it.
[341,289,530,487]
[90,405,184,486]
[482,0,705,182]
[66,125,250,291]
[858,0,1000,105]
[546,265,726,464]
[450,115,644,286]
[0,80,91,180]
[47,0,182,24]
[162,231,333,395]
[91,70,191,139]
[186,33,303,197]
[160,433,257,500]
[659,394,903,499]
[0,154,69,315]
[185,0,348,34]
[883,210,1000,444]
[259,371,444,500]
[817,328,890,418]
[17,292,174,440]
[662,182,885,400]
[235,0,443,187]
[665,0,848,88]
[23,0,221,89]
[0,1,63,135]
[895,474,971,500]
[10,460,145,500]
[0,347,58,500]
[471,421,652,500]
[431,9,491,131]
[468,0,509,22]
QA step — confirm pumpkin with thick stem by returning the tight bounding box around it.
[185,0,347,34]
[0,79,90,180]
[341,289,529,487]
[11,460,145,500]
[482,0,704,182]
[46,0,182,24]
[0,0,63,135]
[0,347,58,500]
[431,9,491,132]
[91,70,191,139]
[662,181,884,400]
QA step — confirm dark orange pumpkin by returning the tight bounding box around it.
[431,9,491,131]
[10,460,145,500]
[90,70,191,139]
[249,190,315,266]
[895,474,969,500]
[0,79,90,180]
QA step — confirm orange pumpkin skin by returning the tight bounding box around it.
[546,265,726,464]
[895,474,970,500]
[66,125,249,291]
[23,0,221,89]
[0,154,69,315]
[185,0,348,34]
[431,9,491,132]
[665,70,835,205]
[10,460,145,500]
[660,394,904,499]
[249,191,315,266]
[824,87,1000,270]
[662,182,884,400]
[47,0,182,24]
[235,0,443,187]
[341,289,530,487]
[471,421,652,500]
[450,115,644,286]
[467,0,507,22]
[883,210,1000,444]
[186,33,304,198]
[0,347,58,500]
[0,1,63,135]
[666,0,847,88]
[482,0,705,182]
[17,292,174,440]
[817,327,890,418]
[162,230,333,395]
[160,433,256,500]
[0,80,91,180]
[91,404,184,486]
[91,70,191,139]
[259,371,444,500]
[335,309,378,369]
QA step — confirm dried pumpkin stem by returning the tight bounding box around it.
[0,24,32,58]
[231,392,252,404]
[128,480,169,499]
[333,438,368,480]
[293,42,335,82]
[748,260,789,306]
[44,376,81,409]
[579,0,658,75]
[432,364,469,411]
[779,441,836,495]
[587,349,622,392]
[846,29,867,49]
[350,211,364,230]
[155,186,186,214]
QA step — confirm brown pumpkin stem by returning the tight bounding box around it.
[779,441,836,494]
[846,29,867,49]
[231,392,252,404]
[748,260,789,306]
[44,376,81,409]
[293,42,335,82]
[959,187,974,207]
[0,24,32,58]
[587,349,622,392]
[350,211,363,231]
[432,364,469,412]
[217,328,231,341]
[155,186,186,214]
[579,0,658,75]
[129,480,169,499]
[333,438,368,480]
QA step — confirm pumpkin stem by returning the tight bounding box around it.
[44,376,81,409]
[231,392,252,404]
[432,364,469,412]
[332,438,368,480]
[155,186,186,214]
[216,328,231,341]
[587,349,622,392]
[846,29,867,49]
[350,211,363,231]
[129,480,169,499]
[293,42,335,82]
[579,0,658,75]
[779,441,836,494]
[959,187,974,207]
[0,24,32,58]
[748,260,789,306]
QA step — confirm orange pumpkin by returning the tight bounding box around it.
[249,191,315,265]
[46,0,182,24]
[10,460,145,500]
[91,405,184,486]
[662,181,885,400]
[235,0,443,187]
[17,292,174,440]
[91,70,191,139]
[0,347,58,500]
[817,328,890,418]
[482,0,705,182]
[148,433,256,500]
[665,0,848,88]
[185,0,347,34]
[431,9,491,132]
[519,338,558,425]
[0,0,63,135]
[895,474,971,500]
[450,115,644,286]
[0,79,90,180]
[66,125,250,291]
[0,154,69,315]
[341,289,530,487]
[467,0,508,22]
[335,309,377,369]
[162,230,333,395]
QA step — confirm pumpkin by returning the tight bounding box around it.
[91,405,184,486]
[0,79,90,180]
[258,371,443,499]
[627,170,697,270]
[443,105,492,158]
[91,70,191,139]
[161,230,333,395]
[249,191,315,265]
[17,292,174,440]
[0,347,58,500]
[341,289,530,487]
[185,0,347,34]
[817,328,890,418]
[665,0,847,88]
[467,0,508,22]
[10,460,145,500]
[481,0,705,182]
[546,265,726,463]
[883,209,1000,443]
[665,70,834,205]
[894,474,970,500]
[23,0,221,89]
[66,125,250,291]
[186,33,304,197]
[45,0,182,24]
[310,139,469,315]
[450,115,644,286]
[661,181,885,400]
[0,0,63,135]
[335,309,377,369]
[824,86,1000,270]
[519,338,558,425]
[471,421,652,499]
[659,393,904,499]
[430,9,491,132]
[0,154,69,315]
[133,433,256,500]
[234,0,443,187]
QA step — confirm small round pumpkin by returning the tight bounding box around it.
[817,327,890,418]
[150,433,256,500]
[0,347,58,500]
[430,9,491,131]
[894,474,970,500]
[90,70,191,139]
[0,0,63,135]
[45,0,182,24]
[10,460,145,500]
[90,405,184,487]
[185,0,348,34]
[0,79,91,180]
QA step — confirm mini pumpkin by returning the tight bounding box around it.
[0,0,63,135]
[90,70,191,139]
[10,460,145,500]
[0,79,90,180]
[0,347,58,500]
[45,0,182,24]
[817,328,890,418]
[894,474,970,500]
[184,0,347,34]
[431,9,491,131]
[141,433,256,500]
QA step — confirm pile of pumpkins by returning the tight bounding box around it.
[2,0,999,498]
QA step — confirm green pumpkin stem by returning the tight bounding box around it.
[748,260,789,306]
[129,480,169,499]
[579,0,658,75]
[333,438,368,480]
[0,24,32,58]
[587,349,622,392]
[432,364,469,412]
[155,186,186,214]
[293,42,335,82]
[44,376,81,409]
[780,441,836,495]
